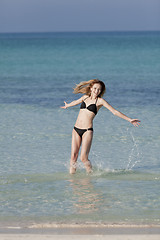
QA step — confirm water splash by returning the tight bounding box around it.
[126,129,141,170]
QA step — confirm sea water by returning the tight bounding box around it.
[0,31,160,226]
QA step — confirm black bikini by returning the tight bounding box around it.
[74,126,93,138]
[74,97,98,138]
[80,97,98,115]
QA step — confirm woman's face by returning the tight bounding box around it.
[90,83,102,97]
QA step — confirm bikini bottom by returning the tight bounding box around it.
[74,126,93,138]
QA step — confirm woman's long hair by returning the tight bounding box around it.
[73,79,106,97]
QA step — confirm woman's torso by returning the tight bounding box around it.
[75,96,101,129]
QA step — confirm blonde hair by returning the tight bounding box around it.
[73,79,106,97]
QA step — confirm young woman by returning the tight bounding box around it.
[61,79,140,174]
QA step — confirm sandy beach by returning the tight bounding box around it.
[0,235,160,240]
[0,224,160,240]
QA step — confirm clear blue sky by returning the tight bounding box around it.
[0,0,160,33]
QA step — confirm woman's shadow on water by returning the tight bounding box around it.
[67,176,104,214]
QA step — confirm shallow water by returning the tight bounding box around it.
[0,31,160,225]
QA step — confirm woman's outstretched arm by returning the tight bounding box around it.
[100,98,140,127]
[60,96,84,109]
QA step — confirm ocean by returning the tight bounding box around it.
[0,31,160,226]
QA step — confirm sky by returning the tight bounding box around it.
[0,0,160,33]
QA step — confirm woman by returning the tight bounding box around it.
[61,79,140,174]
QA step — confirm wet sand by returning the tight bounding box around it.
[0,223,160,240]
[0,235,160,240]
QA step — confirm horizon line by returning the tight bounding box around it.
[0,30,160,34]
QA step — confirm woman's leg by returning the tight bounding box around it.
[70,128,82,174]
[80,130,93,173]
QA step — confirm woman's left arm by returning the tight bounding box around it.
[100,98,140,127]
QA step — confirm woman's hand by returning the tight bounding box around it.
[130,119,141,127]
[60,101,68,109]
[60,97,83,109]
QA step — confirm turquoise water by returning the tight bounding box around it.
[0,31,160,225]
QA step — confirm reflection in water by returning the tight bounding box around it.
[67,177,105,214]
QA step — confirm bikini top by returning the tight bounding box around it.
[80,97,98,115]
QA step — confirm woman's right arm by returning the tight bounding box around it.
[60,96,84,109]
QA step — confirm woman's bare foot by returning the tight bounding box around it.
[84,160,92,173]
[70,162,77,174]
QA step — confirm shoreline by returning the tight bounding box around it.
[1,223,160,240]
[1,222,160,232]
[1,221,160,228]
